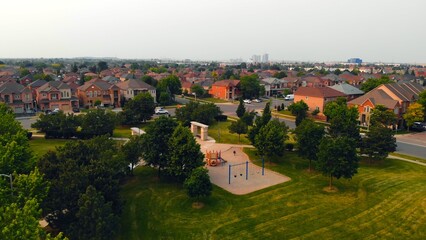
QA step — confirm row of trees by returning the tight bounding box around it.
[0,103,66,239]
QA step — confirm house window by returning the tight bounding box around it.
[94,91,98,97]
[25,94,30,101]
[305,96,309,100]
[89,91,93,97]
[51,94,57,100]
[43,93,47,97]
[364,106,370,112]
[14,94,21,100]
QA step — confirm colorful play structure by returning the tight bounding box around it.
[205,150,227,166]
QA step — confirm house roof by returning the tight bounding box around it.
[261,78,281,84]
[78,78,116,91]
[328,83,364,95]
[0,81,26,94]
[212,80,240,87]
[28,79,47,88]
[38,81,71,92]
[294,87,346,98]
[102,76,119,83]
[380,82,425,102]
[116,79,155,90]
[348,89,399,109]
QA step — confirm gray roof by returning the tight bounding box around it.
[102,76,119,83]
[261,77,281,85]
[29,79,47,88]
[328,83,364,95]
[116,79,155,90]
[0,81,27,94]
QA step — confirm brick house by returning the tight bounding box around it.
[0,81,34,113]
[348,82,425,128]
[77,78,121,108]
[294,87,346,116]
[36,81,79,111]
[115,79,156,101]
[209,80,240,100]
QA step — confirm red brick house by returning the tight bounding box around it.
[0,81,34,113]
[36,81,79,111]
[77,78,121,108]
[294,87,346,116]
[209,80,240,100]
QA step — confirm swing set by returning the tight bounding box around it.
[228,159,265,184]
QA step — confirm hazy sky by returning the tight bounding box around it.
[1,0,425,63]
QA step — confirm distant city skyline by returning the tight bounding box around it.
[1,0,425,63]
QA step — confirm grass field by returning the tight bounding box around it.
[208,121,251,145]
[113,122,153,138]
[29,136,70,157]
[119,150,426,239]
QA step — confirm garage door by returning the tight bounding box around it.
[51,105,59,110]
[14,107,24,113]
[62,104,70,111]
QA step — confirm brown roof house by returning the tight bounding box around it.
[348,82,425,128]
[294,87,346,116]
[36,81,79,112]
[77,78,121,108]
[116,79,156,102]
[0,81,34,113]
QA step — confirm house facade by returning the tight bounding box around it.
[294,87,346,116]
[209,80,240,100]
[77,78,121,108]
[116,79,156,101]
[36,81,79,111]
[0,81,34,113]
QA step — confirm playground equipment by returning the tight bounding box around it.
[205,150,226,166]
[228,159,265,184]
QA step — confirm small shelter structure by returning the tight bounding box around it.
[190,121,208,141]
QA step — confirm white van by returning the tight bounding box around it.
[284,94,294,101]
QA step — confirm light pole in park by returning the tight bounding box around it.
[0,173,13,196]
[192,92,197,102]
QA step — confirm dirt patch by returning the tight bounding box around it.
[323,186,339,193]
[192,202,205,209]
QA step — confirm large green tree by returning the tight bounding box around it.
[80,109,117,138]
[403,102,424,129]
[295,119,325,171]
[157,75,182,101]
[316,136,359,190]
[324,98,360,142]
[418,90,426,121]
[236,98,246,118]
[184,167,212,202]
[362,125,396,163]
[360,76,392,92]
[141,117,178,176]
[167,125,204,180]
[175,101,221,126]
[254,119,288,161]
[288,100,309,126]
[240,74,261,99]
[370,105,397,127]
[122,92,155,124]
[248,102,271,144]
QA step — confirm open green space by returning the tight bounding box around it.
[119,150,426,239]
[208,121,251,145]
[113,122,153,138]
[185,96,230,104]
[29,136,71,157]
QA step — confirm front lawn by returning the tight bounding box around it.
[119,150,426,239]
[29,136,71,157]
[208,120,251,145]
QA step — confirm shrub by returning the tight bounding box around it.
[312,109,320,116]
[214,115,227,122]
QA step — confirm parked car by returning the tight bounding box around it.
[410,122,426,132]
[253,99,261,103]
[155,107,169,115]
[284,94,294,101]
[243,99,252,104]
[72,107,80,113]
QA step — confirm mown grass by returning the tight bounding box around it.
[119,150,426,239]
[113,122,153,138]
[208,121,251,145]
[29,136,70,157]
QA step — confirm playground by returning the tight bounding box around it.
[198,138,290,195]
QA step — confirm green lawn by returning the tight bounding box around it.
[208,121,251,145]
[29,136,71,157]
[119,150,426,239]
[113,123,153,138]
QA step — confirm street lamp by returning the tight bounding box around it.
[0,173,13,196]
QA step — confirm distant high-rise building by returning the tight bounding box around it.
[262,53,269,63]
[252,55,261,63]
[348,58,362,64]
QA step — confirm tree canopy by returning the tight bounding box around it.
[184,167,212,201]
[403,102,424,128]
[295,119,325,171]
[228,119,248,143]
[240,74,261,99]
[288,100,309,126]
[236,98,246,118]
[122,92,155,124]
[254,119,288,160]
[324,98,360,142]
[360,76,392,92]
[175,101,221,126]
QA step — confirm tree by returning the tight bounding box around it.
[403,102,424,130]
[141,117,178,176]
[141,75,157,87]
[191,85,205,97]
[68,186,118,240]
[360,76,392,92]
[324,98,360,142]
[370,105,397,127]
[168,125,204,180]
[71,63,78,73]
[273,71,287,79]
[175,101,221,126]
[240,74,261,99]
[417,90,426,121]
[121,136,144,175]
[288,100,309,126]
[362,125,396,163]
[157,75,182,100]
[316,136,359,190]
[32,112,80,139]
[184,167,212,202]
[97,61,108,72]
[122,92,155,124]
[80,109,117,138]
[19,67,30,77]
[334,69,342,75]
[248,102,271,144]
[241,111,256,126]
[236,98,246,118]
[228,119,248,143]
[295,119,325,171]
[254,119,288,161]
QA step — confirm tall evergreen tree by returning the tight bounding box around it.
[236,98,246,118]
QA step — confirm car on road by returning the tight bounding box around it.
[284,94,294,101]
[253,99,261,103]
[411,122,426,132]
[243,99,252,104]
[155,107,169,115]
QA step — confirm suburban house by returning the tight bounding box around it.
[77,78,121,108]
[116,79,156,101]
[0,81,34,113]
[261,78,292,97]
[36,81,79,111]
[328,83,364,100]
[294,87,346,116]
[209,80,240,100]
[348,82,425,128]
[181,81,193,94]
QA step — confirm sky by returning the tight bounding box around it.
[1,0,425,63]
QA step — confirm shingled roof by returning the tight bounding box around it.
[116,79,155,90]
[294,87,346,98]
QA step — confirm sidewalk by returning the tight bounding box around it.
[388,155,426,167]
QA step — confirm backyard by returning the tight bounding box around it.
[118,150,426,239]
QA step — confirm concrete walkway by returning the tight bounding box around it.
[388,155,426,167]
